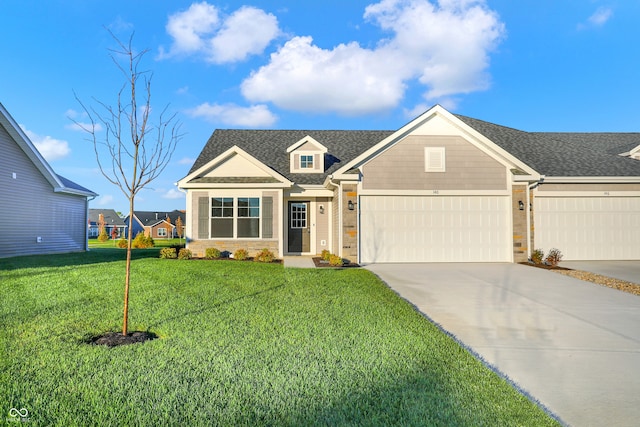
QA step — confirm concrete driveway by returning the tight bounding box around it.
[365,263,640,427]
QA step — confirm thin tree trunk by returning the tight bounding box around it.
[123,196,135,336]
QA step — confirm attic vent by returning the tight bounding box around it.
[425,147,446,172]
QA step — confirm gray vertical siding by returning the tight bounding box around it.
[0,123,88,258]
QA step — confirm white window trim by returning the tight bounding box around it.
[290,150,324,174]
[425,147,446,172]
[210,196,262,239]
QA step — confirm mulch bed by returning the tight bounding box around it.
[90,331,158,347]
[518,262,572,271]
[312,257,360,268]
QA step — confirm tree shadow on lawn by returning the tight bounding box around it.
[144,283,287,332]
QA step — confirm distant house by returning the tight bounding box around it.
[0,103,97,258]
[125,210,186,239]
[88,209,127,239]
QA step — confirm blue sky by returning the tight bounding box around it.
[1,0,638,214]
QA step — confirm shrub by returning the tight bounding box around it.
[116,238,128,249]
[159,248,177,259]
[545,248,563,267]
[233,248,248,261]
[178,248,192,260]
[254,248,275,263]
[328,254,344,267]
[321,249,331,261]
[531,249,544,265]
[97,229,109,242]
[132,233,154,249]
[205,247,221,259]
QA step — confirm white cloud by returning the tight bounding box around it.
[22,127,71,161]
[241,0,505,114]
[178,157,196,165]
[163,189,185,200]
[160,2,279,64]
[97,195,114,206]
[65,109,103,132]
[242,36,407,115]
[577,7,613,30]
[187,102,277,127]
[585,7,613,28]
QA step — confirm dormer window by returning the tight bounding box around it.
[287,135,328,174]
[300,155,314,169]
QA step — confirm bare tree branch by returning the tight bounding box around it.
[73,30,183,336]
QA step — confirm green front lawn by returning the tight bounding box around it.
[88,238,185,249]
[0,250,559,426]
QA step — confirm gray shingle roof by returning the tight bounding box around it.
[133,210,186,226]
[189,129,394,185]
[455,115,640,177]
[88,209,125,226]
[190,117,640,183]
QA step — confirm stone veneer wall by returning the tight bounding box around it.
[341,183,358,261]
[188,239,278,258]
[511,185,529,263]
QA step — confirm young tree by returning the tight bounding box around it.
[175,215,184,243]
[74,31,181,336]
[98,213,109,242]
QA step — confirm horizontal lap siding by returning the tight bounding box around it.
[362,135,506,191]
[0,124,87,258]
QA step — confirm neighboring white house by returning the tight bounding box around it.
[0,103,97,258]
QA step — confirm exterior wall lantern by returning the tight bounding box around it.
[348,200,355,211]
[518,200,524,210]
[319,204,325,214]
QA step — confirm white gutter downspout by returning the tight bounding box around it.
[527,176,544,259]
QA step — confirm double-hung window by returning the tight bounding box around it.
[211,197,234,237]
[211,197,260,238]
[237,197,260,238]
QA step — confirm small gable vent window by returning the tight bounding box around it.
[425,147,446,172]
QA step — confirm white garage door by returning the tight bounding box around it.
[360,196,511,263]
[534,196,640,260]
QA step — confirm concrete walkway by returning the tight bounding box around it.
[366,263,640,427]
[283,256,316,268]
[560,261,640,285]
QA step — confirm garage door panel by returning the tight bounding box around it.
[360,196,511,263]
[534,196,640,260]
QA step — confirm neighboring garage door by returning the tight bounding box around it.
[360,195,511,263]
[534,196,640,260]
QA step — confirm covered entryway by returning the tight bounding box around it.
[287,201,310,253]
[534,196,640,260]
[359,195,511,263]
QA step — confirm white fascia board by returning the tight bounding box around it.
[177,145,292,188]
[179,182,291,190]
[542,176,640,183]
[0,103,64,190]
[286,185,334,197]
[286,135,328,153]
[512,174,541,182]
[359,189,511,196]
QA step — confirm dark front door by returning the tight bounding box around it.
[288,201,310,253]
